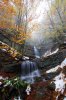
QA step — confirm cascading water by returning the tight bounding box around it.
[21,59,40,83]
[34,46,40,58]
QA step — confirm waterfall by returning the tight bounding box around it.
[21,60,40,83]
[34,46,40,58]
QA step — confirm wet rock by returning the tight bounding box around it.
[62,66,66,76]
[58,94,64,100]
[42,71,60,80]
[35,44,66,70]
[2,63,21,74]
[34,77,43,83]
[47,82,55,91]
[40,51,64,69]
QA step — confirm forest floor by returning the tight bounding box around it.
[0,41,66,100]
[26,61,66,100]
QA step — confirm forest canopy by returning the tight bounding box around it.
[0,0,66,46]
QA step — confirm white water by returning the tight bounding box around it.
[21,60,40,83]
[34,46,40,58]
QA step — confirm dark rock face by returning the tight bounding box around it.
[36,50,65,70]
[62,66,66,77]
[59,43,66,50]
[47,82,55,91]
[24,44,35,57]
[43,72,60,80]
[2,63,21,74]
[33,43,66,70]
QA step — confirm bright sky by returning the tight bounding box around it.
[28,0,50,24]
[35,0,49,22]
[28,0,53,44]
